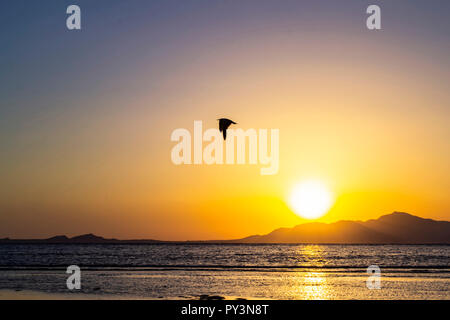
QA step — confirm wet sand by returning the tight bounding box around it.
[1,269,448,300]
[0,290,256,300]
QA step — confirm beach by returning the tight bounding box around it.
[0,268,448,300]
[0,244,448,300]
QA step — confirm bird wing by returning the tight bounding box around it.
[219,119,235,130]
[219,119,226,132]
[218,118,236,140]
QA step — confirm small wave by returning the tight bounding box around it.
[1,264,449,273]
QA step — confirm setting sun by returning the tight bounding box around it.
[289,180,334,219]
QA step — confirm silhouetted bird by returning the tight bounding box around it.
[218,118,237,140]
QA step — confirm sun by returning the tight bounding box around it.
[289,180,334,219]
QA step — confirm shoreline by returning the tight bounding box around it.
[0,290,257,301]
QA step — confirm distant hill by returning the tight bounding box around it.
[230,212,450,244]
[0,212,449,244]
[0,233,162,244]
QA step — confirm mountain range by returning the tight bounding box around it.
[0,212,449,244]
[233,212,450,244]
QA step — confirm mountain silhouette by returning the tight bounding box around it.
[69,233,117,243]
[231,212,450,244]
[0,233,161,244]
[0,212,449,244]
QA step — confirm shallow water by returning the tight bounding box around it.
[0,244,448,299]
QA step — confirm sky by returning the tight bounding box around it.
[1,0,449,240]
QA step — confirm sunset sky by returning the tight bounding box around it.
[1,0,449,240]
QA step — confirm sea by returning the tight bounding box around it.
[0,244,448,299]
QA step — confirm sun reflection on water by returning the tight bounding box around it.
[297,245,326,266]
[293,245,331,299]
[294,271,330,300]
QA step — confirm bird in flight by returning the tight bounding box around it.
[218,118,237,140]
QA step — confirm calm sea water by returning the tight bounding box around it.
[0,244,449,299]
